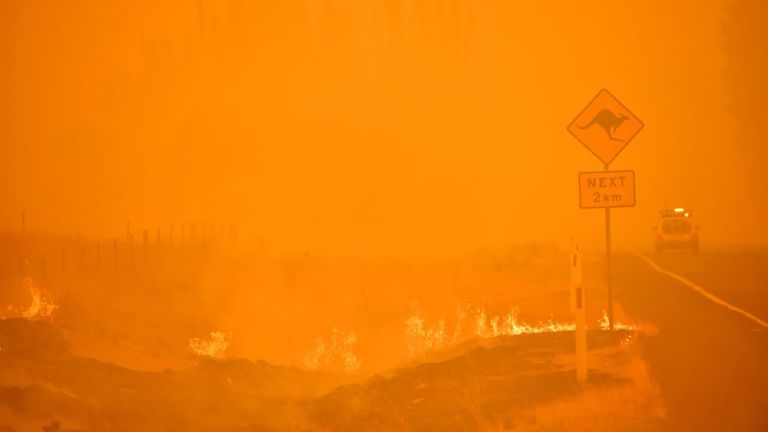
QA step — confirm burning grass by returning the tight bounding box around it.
[0,247,658,430]
[188,331,232,358]
[309,329,662,432]
[304,327,361,373]
[3,277,58,322]
[405,304,638,359]
[599,310,637,332]
[0,312,658,431]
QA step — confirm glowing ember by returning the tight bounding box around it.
[4,277,58,321]
[188,331,232,358]
[304,327,361,373]
[406,305,576,357]
[599,310,637,331]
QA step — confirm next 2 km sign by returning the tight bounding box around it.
[578,170,636,209]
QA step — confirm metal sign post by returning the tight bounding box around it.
[603,163,613,330]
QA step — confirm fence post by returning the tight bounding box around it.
[40,255,46,285]
[79,246,85,276]
[113,238,119,275]
[143,230,149,268]
[96,242,101,275]
[128,234,134,273]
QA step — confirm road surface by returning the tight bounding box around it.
[615,248,768,431]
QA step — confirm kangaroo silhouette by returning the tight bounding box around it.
[578,109,628,141]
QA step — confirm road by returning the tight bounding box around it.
[615,248,768,431]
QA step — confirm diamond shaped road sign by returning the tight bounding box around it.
[567,89,644,166]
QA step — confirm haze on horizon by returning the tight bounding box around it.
[1,0,766,257]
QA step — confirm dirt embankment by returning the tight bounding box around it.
[0,318,661,432]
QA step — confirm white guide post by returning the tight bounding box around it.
[571,238,588,382]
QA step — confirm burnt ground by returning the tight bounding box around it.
[308,331,640,432]
[0,318,652,432]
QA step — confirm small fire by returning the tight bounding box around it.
[4,277,58,321]
[304,327,361,373]
[188,331,232,358]
[405,315,450,356]
[599,310,637,331]
[406,305,575,357]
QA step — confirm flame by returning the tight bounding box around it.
[304,327,361,373]
[406,307,640,356]
[3,277,58,321]
[599,310,637,331]
[188,331,232,358]
[406,305,575,357]
[405,315,449,356]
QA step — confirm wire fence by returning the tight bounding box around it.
[1,222,238,294]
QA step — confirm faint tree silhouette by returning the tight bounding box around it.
[723,0,768,196]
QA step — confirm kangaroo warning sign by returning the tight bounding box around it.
[568,89,644,165]
[578,170,636,208]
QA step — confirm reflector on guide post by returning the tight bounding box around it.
[570,238,583,312]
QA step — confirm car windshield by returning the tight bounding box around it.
[661,218,692,234]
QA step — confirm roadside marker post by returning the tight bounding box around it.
[571,239,587,382]
[570,237,583,312]
[568,89,643,330]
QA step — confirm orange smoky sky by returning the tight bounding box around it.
[1,0,766,256]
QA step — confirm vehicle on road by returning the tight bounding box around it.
[654,208,700,253]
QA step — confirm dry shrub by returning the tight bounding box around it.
[512,358,666,432]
